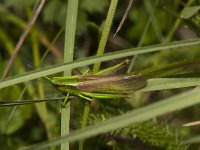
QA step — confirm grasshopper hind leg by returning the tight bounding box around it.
[81,92,127,99]
[77,92,127,102]
[78,94,93,101]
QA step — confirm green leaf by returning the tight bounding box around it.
[181,6,200,19]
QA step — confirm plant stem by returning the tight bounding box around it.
[61,0,79,150]
[93,0,119,73]
[163,0,194,43]
[78,102,90,150]
[79,0,119,150]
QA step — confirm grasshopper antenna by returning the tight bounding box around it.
[26,64,52,84]
[44,75,51,81]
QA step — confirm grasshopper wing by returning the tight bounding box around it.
[77,74,147,94]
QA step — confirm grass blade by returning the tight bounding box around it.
[61,0,79,149]
[19,87,200,150]
[1,38,200,89]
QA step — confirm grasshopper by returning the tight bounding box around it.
[47,58,200,103]
[46,60,147,102]
[1,59,200,107]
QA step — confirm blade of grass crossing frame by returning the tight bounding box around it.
[1,38,200,89]
[61,0,79,150]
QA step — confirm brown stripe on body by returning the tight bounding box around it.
[77,74,147,93]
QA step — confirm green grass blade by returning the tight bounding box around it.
[80,0,118,149]
[61,0,79,150]
[93,0,118,72]
[141,78,200,91]
[1,38,200,89]
[19,87,200,150]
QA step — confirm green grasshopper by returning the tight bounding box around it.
[47,58,200,103]
[46,60,147,102]
[1,59,200,107]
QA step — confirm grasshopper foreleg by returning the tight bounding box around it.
[94,59,129,75]
[61,93,70,107]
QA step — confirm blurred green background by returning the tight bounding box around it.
[1,0,200,149]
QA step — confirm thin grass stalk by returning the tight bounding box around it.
[163,0,194,43]
[1,38,200,89]
[127,0,159,73]
[93,0,119,72]
[61,0,79,150]
[3,11,63,60]
[31,30,52,139]
[144,0,163,41]
[79,0,118,149]
[1,0,46,79]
